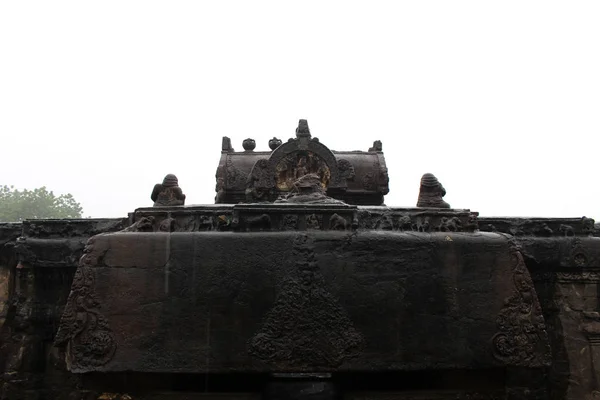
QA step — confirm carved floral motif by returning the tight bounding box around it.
[282,214,298,231]
[248,234,363,368]
[55,237,116,371]
[491,245,550,366]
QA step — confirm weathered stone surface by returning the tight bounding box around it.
[215,120,389,205]
[2,123,600,399]
[0,218,130,400]
[55,230,550,374]
[151,174,186,207]
[416,173,450,209]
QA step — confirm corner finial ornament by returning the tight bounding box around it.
[151,174,186,207]
[417,173,450,208]
[296,119,311,138]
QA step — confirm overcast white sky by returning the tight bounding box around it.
[1,1,599,219]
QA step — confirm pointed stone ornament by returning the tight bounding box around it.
[295,119,311,138]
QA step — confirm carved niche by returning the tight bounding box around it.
[246,120,349,202]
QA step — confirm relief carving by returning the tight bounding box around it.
[375,214,394,230]
[557,271,600,283]
[559,224,575,237]
[226,156,247,190]
[582,216,595,235]
[337,159,355,182]
[120,216,155,233]
[245,214,271,231]
[438,217,462,232]
[362,171,377,191]
[282,214,298,231]
[55,237,116,370]
[329,213,349,230]
[246,158,273,202]
[571,237,589,267]
[306,214,321,230]
[158,217,176,232]
[275,151,331,192]
[491,246,550,366]
[248,234,363,368]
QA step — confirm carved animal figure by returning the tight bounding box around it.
[120,216,155,232]
[417,173,450,208]
[151,174,186,207]
[329,213,349,230]
[246,214,271,231]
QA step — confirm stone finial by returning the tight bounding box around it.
[417,173,450,208]
[242,138,256,151]
[369,140,383,152]
[151,174,186,207]
[296,119,311,138]
[268,137,282,150]
[222,137,234,152]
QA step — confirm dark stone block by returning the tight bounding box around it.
[55,230,550,375]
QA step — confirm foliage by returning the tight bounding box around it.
[0,185,83,222]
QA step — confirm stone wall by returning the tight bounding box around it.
[1,215,599,400]
[0,218,128,400]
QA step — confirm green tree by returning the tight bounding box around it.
[0,185,83,222]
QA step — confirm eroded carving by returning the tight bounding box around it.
[246,214,271,231]
[246,159,273,202]
[368,140,382,152]
[151,174,186,207]
[275,173,345,205]
[559,224,575,237]
[337,159,355,181]
[417,173,450,208]
[557,271,600,283]
[582,217,595,235]
[120,216,155,233]
[282,214,298,231]
[491,245,550,366]
[55,238,116,370]
[248,234,363,368]
[306,214,322,230]
[571,238,589,267]
[438,217,462,232]
[329,213,349,230]
[158,217,176,232]
[275,152,331,192]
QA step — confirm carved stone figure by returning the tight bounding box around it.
[337,159,355,181]
[245,159,272,202]
[296,119,311,138]
[242,138,256,151]
[275,152,331,192]
[268,137,282,150]
[120,216,155,232]
[276,174,344,205]
[151,174,186,207]
[329,213,349,230]
[368,140,382,152]
[417,173,450,208]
